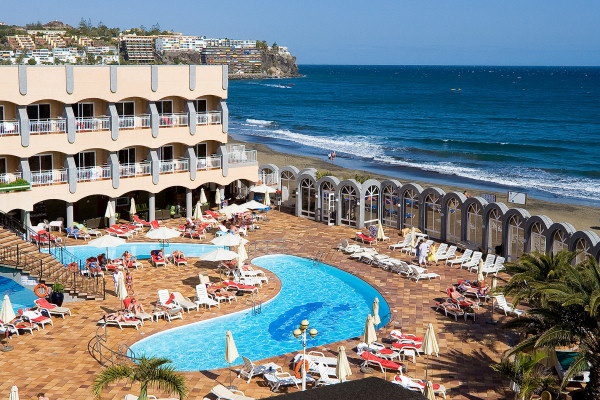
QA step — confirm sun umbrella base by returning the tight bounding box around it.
[1,344,14,352]
[226,385,238,390]
[360,366,375,374]
[486,319,498,325]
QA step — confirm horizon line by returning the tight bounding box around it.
[297,64,600,68]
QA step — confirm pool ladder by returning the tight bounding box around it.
[312,251,324,266]
[247,293,262,315]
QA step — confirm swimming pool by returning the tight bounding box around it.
[130,254,391,371]
[64,242,218,260]
[0,268,38,312]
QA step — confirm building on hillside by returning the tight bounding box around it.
[155,36,205,53]
[119,35,155,63]
[203,38,255,49]
[201,47,262,74]
[7,35,35,50]
[0,64,257,229]
[52,47,84,64]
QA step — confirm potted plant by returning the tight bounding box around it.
[50,283,65,306]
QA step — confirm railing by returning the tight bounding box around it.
[247,239,286,258]
[88,325,138,366]
[159,159,189,174]
[30,169,68,186]
[159,113,188,128]
[77,165,111,182]
[118,114,150,130]
[0,120,20,136]
[259,172,279,186]
[119,162,152,178]
[197,156,222,171]
[29,118,66,134]
[0,172,22,185]
[76,116,110,132]
[196,111,222,125]
[229,150,258,166]
[0,210,37,248]
[246,293,263,316]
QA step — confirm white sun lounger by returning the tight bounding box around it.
[447,249,473,267]
[172,292,199,313]
[194,284,220,309]
[293,351,337,367]
[211,384,255,400]
[436,245,457,261]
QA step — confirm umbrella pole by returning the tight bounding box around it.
[425,353,429,381]
[227,362,237,390]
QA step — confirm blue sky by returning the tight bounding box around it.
[4,0,600,65]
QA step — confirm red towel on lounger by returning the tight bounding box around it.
[166,293,176,304]
[360,352,402,370]
[223,280,255,290]
[392,342,422,350]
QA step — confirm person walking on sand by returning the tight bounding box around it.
[332,151,336,164]
[328,152,332,163]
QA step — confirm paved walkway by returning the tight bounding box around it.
[0,211,519,399]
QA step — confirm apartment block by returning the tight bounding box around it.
[201,47,262,74]
[120,35,155,63]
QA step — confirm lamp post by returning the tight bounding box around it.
[293,319,318,391]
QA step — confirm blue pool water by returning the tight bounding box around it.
[0,269,38,312]
[64,242,217,260]
[130,254,391,371]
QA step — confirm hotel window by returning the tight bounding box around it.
[118,148,136,165]
[156,100,173,115]
[0,105,4,120]
[159,145,173,161]
[26,104,51,120]
[195,143,207,158]
[29,154,53,172]
[0,158,6,174]
[73,102,94,118]
[76,151,96,168]
[194,99,207,113]
[116,101,135,116]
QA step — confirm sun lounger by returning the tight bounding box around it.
[239,269,268,284]
[493,294,525,317]
[98,314,142,330]
[293,351,338,368]
[389,235,412,250]
[0,319,38,335]
[35,298,71,318]
[194,284,220,309]
[211,384,255,400]
[436,245,457,261]
[156,290,184,321]
[106,228,133,239]
[357,349,406,378]
[435,300,465,321]
[393,375,447,398]
[172,292,199,313]
[348,247,377,259]
[206,285,237,305]
[18,308,53,329]
[337,238,361,253]
[356,232,376,245]
[123,395,178,400]
[264,372,315,392]
[150,250,167,268]
[390,330,423,343]
[461,251,482,270]
[447,287,479,309]
[223,280,258,294]
[170,252,188,266]
[408,265,440,282]
[315,363,344,386]
[238,356,283,383]
[357,342,401,361]
[447,249,473,267]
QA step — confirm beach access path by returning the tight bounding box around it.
[0,211,585,399]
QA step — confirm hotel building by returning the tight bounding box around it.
[0,65,258,229]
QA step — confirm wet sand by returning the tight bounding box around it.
[234,140,600,233]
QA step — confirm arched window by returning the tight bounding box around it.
[574,238,591,264]
[320,181,336,224]
[466,203,483,246]
[280,170,296,208]
[403,189,419,228]
[446,198,461,243]
[552,230,569,255]
[507,215,524,261]
[487,208,502,254]
[259,168,276,186]
[424,194,441,238]
[529,222,546,254]
[364,185,380,226]
[300,178,315,218]
[340,185,358,227]
[382,185,399,228]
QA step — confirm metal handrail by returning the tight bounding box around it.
[88,325,138,366]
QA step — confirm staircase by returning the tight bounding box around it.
[0,219,105,300]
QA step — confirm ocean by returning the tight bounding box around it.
[227,65,600,207]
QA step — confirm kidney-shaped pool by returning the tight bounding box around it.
[129,254,391,371]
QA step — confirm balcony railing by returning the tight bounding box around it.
[0,172,22,185]
[196,111,222,125]
[76,117,110,132]
[119,162,152,178]
[159,159,189,174]
[0,120,20,137]
[197,156,222,171]
[229,150,257,166]
[159,113,189,128]
[29,118,66,135]
[118,114,151,130]
[77,165,111,182]
[31,169,67,186]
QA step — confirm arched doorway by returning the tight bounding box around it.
[423,193,442,239]
[466,202,484,248]
[381,183,399,228]
[340,185,359,227]
[299,178,316,218]
[402,188,419,229]
[363,185,380,227]
[446,197,461,244]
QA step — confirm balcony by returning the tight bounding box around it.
[159,158,189,174]
[118,114,150,130]
[77,165,111,182]
[196,111,222,125]
[29,118,66,135]
[229,150,258,166]
[0,120,20,137]
[0,172,22,185]
[197,156,222,170]
[119,162,152,178]
[76,116,110,132]
[30,169,67,186]
[159,113,189,128]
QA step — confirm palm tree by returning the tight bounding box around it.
[503,256,600,399]
[502,251,576,305]
[92,356,187,400]
[491,352,554,400]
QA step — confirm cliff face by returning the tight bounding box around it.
[261,49,299,76]
[157,49,299,77]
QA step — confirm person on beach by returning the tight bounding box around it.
[418,240,430,267]
[125,270,134,294]
[112,268,124,293]
[328,152,332,163]
[463,191,472,198]
[332,151,336,164]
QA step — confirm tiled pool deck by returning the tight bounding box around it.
[0,210,555,399]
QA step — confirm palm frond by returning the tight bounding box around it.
[92,364,134,399]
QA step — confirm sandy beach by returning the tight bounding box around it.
[234,139,600,233]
